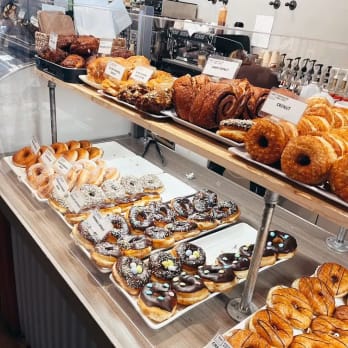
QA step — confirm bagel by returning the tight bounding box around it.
[281,135,337,185]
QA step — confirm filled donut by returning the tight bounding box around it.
[224,329,269,348]
[12,146,39,168]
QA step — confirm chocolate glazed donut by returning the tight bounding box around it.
[140,282,177,312]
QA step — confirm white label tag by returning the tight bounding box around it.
[0,55,14,61]
[18,9,26,20]
[40,149,56,167]
[31,136,40,154]
[203,57,242,80]
[84,211,113,242]
[55,157,72,175]
[98,39,113,55]
[30,16,39,27]
[206,334,232,348]
[104,61,126,80]
[53,176,69,194]
[130,66,154,83]
[49,32,58,51]
[66,191,85,213]
[260,91,307,124]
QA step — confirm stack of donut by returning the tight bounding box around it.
[243,98,348,201]
[223,262,348,348]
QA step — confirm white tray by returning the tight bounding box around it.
[107,156,164,176]
[229,147,348,209]
[95,141,137,160]
[98,90,171,119]
[109,222,286,329]
[78,75,102,90]
[161,109,245,148]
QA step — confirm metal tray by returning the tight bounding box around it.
[229,147,348,209]
[35,55,86,83]
[161,109,244,148]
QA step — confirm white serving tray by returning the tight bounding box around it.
[78,75,102,90]
[95,141,137,160]
[109,222,287,330]
[229,147,348,209]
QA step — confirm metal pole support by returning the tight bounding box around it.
[226,190,279,321]
[326,227,348,253]
[48,80,57,144]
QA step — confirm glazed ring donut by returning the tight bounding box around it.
[51,142,68,156]
[266,285,313,330]
[76,148,90,161]
[224,329,269,348]
[112,256,150,296]
[79,140,92,149]
[37,174,55,199]
[66,140,80,150]
[197,264,237,292]
[127,205,155,235]
[292,276,335,316]
[303,103,335,125]
[149,251,182,283]
[117,235,152,259]
[88,167,106,186]
[329,154,348,203]
[88,146,103,160]
[170,197,195,220]
[103,167,120,181]
[12,146,39,167]
[249,307,293,348]
[316,262,348,297]
[334,305,348,321]
[165,221,200,241]
[281,135,337,185]
[310,315,348,338]
[192,189,218,213]
[244,118,288,164]
[74,168,91,189]
[172,242,206,274]
[26,163,54,189]
[171,272,209,305]
[138,282,177,322]
[289,333,348,348]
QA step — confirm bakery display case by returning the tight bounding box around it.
[1,7,348,348]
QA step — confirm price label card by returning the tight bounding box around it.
[31,136,40,154]
[53,176,69,195]
[130,66,154,83]
[40,149,56,167]
[84,211,113,242]
[206,334,232,348]
[260,90,307,124]
[18,9,26,20]
[49,32,58,51]
[55,157,71,175]
[66,191,85,213]
[203,57,242,80]
[30,16,39,27]
[104,61,126,80]
[98,39,113,55]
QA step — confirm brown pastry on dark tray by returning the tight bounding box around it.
[189,82,238,129]
[60,54,85,68]
[38,47,68,64]
[172,74,210,121]
[70,35,99,56]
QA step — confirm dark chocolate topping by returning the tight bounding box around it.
[106,213,130,238]
[197,264,236,283]
[144,226,173,240]
[211,200,238,221]
[77,220,110,244]
[239,244,276,258]
[267,230,297,254]
[172,272,205,293]
[128,205,155,230]
[117,235,152,250]
[188,212,215,222]
[217,253,250,271]
[175,242,206,268]
[166,221,198,233]
[192,189,218,213]
[94,242,122,258]
[149,251,182,280]
[116,256,150,289]
[171,197,194,218]
[140,282,177,312]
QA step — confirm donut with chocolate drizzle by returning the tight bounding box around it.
[144,226,175,249]
[165,221,200,241]
[239,243,277,267]
[192,189,218,213]
[127,205,155,234]
[170,197,195,220]
[211,200,240,224]
[117,234,152,259]
[216,252,250,278]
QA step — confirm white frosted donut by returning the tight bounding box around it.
[140,174,164,192]
[120,175,143,195]
[101,179,126,200]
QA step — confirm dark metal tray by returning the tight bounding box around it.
[35,55,86,83]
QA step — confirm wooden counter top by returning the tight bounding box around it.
[1,137,347,347]
[36,70,348,228]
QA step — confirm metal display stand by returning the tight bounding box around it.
[48,80,57,144]
[141,130,166,165]
[226,190,279,321]
[326,226,348,253]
